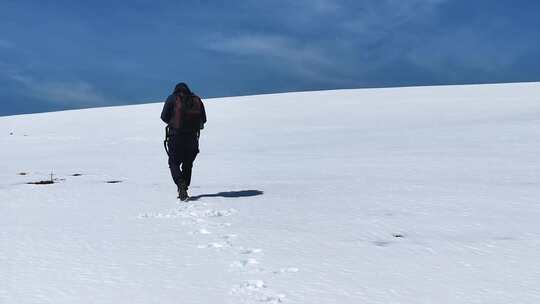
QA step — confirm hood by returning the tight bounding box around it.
[173,82,193,95]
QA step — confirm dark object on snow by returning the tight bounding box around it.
[27,180,54,185]
[27,172,57,185]
[393,233,405,238]
[161,82,207,197]
[106,180,123,184]
[9,132,13,135]
[72,173,83,176]
[18,172,27,176]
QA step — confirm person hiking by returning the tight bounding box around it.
[161,82,206,200]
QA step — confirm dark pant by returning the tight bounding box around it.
[167,132,199,188]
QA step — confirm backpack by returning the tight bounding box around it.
[169,93,203,131]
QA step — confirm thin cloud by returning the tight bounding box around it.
[10,74,112,106]
[207,35,327,63]
[205,34,346,84]
[201,1,450,88]
[341,0,446,37]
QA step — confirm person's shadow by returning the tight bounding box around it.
[189,190,263,201]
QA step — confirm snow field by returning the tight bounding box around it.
[2,82,540,303]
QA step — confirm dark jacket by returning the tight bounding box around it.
[161,93,207,130]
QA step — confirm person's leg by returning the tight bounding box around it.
[181,158,194,187]
[167,135,182,186]
[180,135,199,188]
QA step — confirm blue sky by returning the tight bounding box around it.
[1,0,539,116]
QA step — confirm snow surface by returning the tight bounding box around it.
[1,82,540,303]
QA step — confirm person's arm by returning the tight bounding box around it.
[201,101,207,124]
[161,95,174,123]
[200,99,207,129]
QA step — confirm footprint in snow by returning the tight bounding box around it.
[189,228,211,235]
[230,280,286,304]
[215,222,232,228]
[272,267,299,274]
[203,209,237,217]
[198,242,231,249]
[240,248,263,255]
[230,258,259,268]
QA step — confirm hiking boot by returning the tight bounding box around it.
[177,180,189,201]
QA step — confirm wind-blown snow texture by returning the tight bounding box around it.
[2,83,540,303]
